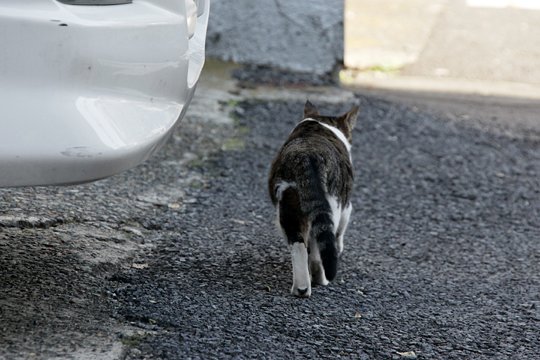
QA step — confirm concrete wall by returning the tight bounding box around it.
[206,0,344,75]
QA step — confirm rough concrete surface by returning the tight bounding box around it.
[344,0,447,69]
[206,0,344,75]
[401,1,540,84]
[1,64,539,359]
[344,0,540,101]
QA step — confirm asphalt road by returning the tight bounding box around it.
[1,78,539,359]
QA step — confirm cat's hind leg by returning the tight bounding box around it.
[336,202,352,255]
[278,185,311,297]
[308,238,329,286]
[290,242,310,297]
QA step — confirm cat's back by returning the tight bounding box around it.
[269,121,353,204]
[278,121,349,163]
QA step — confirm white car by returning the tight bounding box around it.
[0,0,210,186]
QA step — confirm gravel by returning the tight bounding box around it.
[115,96,539,359]
[1,89,538,359]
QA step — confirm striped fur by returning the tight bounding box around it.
[269,101,359,297]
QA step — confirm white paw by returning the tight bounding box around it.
[317,277,329,286]
[312,271,329,286]
[337,237,344,255]
[291,284,311,298]
[310,260,329,286]
[291,243,311,297]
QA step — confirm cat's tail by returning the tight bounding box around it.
[311,212,338,281]
[301,156,338,282]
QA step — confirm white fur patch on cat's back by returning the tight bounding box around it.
[300,118,352,161]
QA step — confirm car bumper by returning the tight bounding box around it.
[0,0,210,186]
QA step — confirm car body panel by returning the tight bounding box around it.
[0,0,209,186]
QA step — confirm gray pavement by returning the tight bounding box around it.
[344,0,540,98]
[2,4,540,356]
[0,4,540,359]
[1,61,539,358]
[401,0,540,84]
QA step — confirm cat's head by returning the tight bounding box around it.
[303,100,359,141]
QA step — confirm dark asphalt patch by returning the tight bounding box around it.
[112,96,539,359]
[232,64,337,88]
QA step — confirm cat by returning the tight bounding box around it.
[268,101,359,297]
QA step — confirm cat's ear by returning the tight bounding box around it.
[304,100,319,118]
[344,105,359,129]
[337,105,360,140]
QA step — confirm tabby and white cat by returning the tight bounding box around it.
[269,101,359,297]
